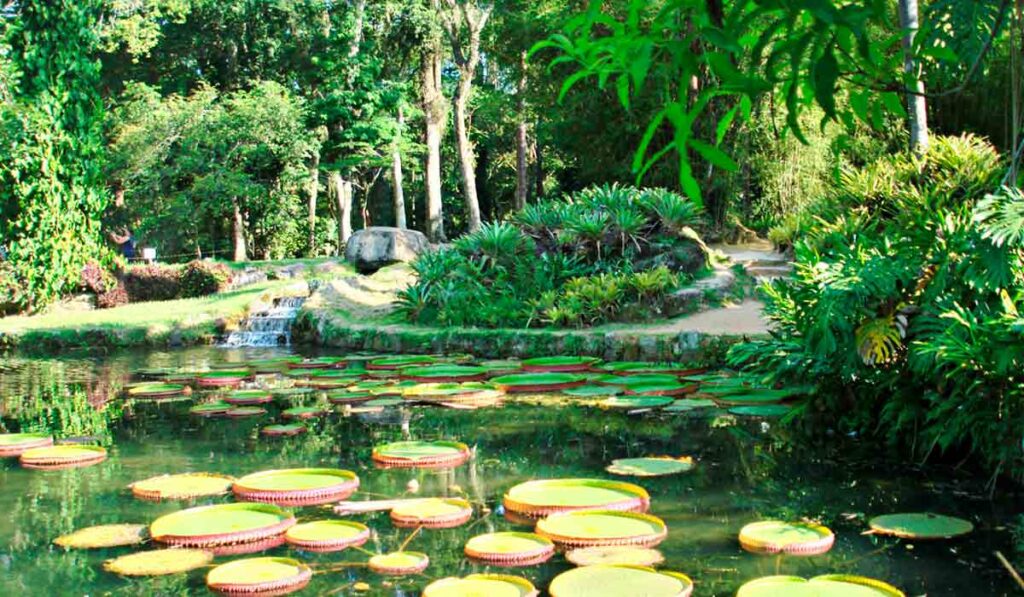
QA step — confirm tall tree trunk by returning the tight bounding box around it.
[231,197,247,262]
[898,0,929,153]
[453,75,482,231]
[514,50,529,211]
[306,152,320,257]
[348,0,366,58]
[421,42,446,241]
[534,118,544,200]
[329,171,352,253]
[392,105,407,229]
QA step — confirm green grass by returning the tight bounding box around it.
[216,257,345,271]
[0,279,300,351]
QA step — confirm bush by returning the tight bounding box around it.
[179,260,232,298]
[727,135,1024,481]
[96,283,129,309]
[0,261,22,316]
[123,264,182,302]
[80,261,117,295]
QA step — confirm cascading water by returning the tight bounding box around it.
[222,296,305,347]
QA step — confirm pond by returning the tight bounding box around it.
[0,348,1019,596]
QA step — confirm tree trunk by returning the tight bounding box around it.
[453,75,482,231]
[514,51,529,211]
[392,105,407,229]
[421,42,446,242]
[231,197,247,262]
[348,0,366,58]
[534,118,544,200]
[306,153,320,257]
[898,0,929,153]
[329,171,352,253]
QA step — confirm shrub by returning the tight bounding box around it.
[179,260,232,298]
[123,264,182,302]
[80,261,117,295]
[0,261,22,316]
[96,283,129,309]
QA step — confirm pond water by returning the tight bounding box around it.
[0,347,1019,596]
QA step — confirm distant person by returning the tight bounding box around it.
[109,227,136,260]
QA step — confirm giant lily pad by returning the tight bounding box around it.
[599,396,674,409]
[491,373,587,393]
[225,389,273,405]
[233,468,360,506]
[288,356,346,369]
[736,575,905,597]
[20,445,107,470]
[402,382,496,401]
[195,371,250,387]
[623,382,697,397]
[189,401,232,417]
[480,360,523,376]
[261,423,307,437]
[713,389,796,405]
[54,524,148,549]
[663,398,717,412]
[130,472,235,500]
[0,432,53,457]
[368,551,430,575]
[104,549,213,577]
[464,532,554,566]
[281,406,328,420]
[224,406,267,418]
[549,565,693,597]
[536,511,668,548]
[390,497,473,528]
[563,385,623,397]
[565,546,665,567]
[327,391,373,405]
[730,404,793,417]
[739,521,835,555]
[285,520,370,552]
[372,440,471,469]
[868,513,973,539]
[606,457,694,477]
[601,362,704,376]
[504,479,649,517]
[368,355,438,370]
[127,383,188,399]
[424,574,539,597]
[207,557,312,595]
[599,374,679,387]
[399,364,489,382]
[150,502,295,547]
[522,356,601,373]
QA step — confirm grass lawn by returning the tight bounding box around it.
[0,279,302,351]
[217,257,346,271]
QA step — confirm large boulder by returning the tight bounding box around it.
[345,227,429,273]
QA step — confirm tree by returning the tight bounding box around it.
[421,34,448,241]
[898,0,929,153]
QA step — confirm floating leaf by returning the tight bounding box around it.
[285,520,370,552]
[372,440,471,469]
[391,497,473,528]
[600,396,673,409]
[491,373,587,393]
[189,401,232,416]
[261,423,307,437]
[20,445,107,469]
[606,457,694,477]
[565,546,665,567]
[104,549,213,576]
[399,364,489,381]
[128,383,188,398]
[464,532,555,565]
[739,521,835,555]
[522,356,602,372]
[729,405,792,417]
[549,564,692,596]
[737,575,904,597]
[504,479,649,517]
[225,390,272,405]
[564,385,623,397]
[207,556,312,595]
[536,511,668,548]
[0,432,53,457]
[233,468,359,506]
[54,524,147,549]
[868,513,973,539]
[368,551,430,575]
[130,472,235,500]
[368,355,438,370]
[424,574,538,597]
[150,502,295,547]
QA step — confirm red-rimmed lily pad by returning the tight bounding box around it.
[327,391,373,405]
[736,575,905,597]
[601,362,705,376]
[464,532,555,566]
[233,468,360,506]
[281,406,328,420]
[868,513,974,539]
[261,423,307,437]
[150,502,295,547]
[503,478,649,517]
[195,371,251,388]
[390,497,474,529]
[104,548,213,576]
[367,355,438,370]
[270,388,315,400]
[287,356,346,369]
[399,364,489,382]
[207,556,312,596]
[20,445,107,470]
[730,404,793,417]
[536,511,668,548]
[563,385,623,397]
[598,374,679,387]
[368,551,430,575]
[372,440,471,469]
[599,396,674,409]
[739,521,835,555]
[225,389,273,405]
[189,401,232,417]
[623,382,698,397]
[549,565,693,597]
[565,546,665,567]
[491,373,587,393]
[522,356,601,373]
[128,383,189,399]
[401,382,496,401]
[664,398,717,412]
[208,534,287,557]
[284,520,370,552]
[606,457,695,477]
[54,524,148,549]
[480,360,523,376]
[130,472,235,501]
[225,406,267,418]
[424,574,539,597]
[0,432,53,457]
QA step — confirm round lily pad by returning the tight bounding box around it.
[563,385,623,397]
[399,364,489,382]
[224,406,267,418]
[549,565,693,597]
[128,383,188,399]
[233,468,360,506]
[285,520,370,552]
[739,521,835,555]
[402,382,496,401]
[565,546,665,567]
[424,574,539,597]
[190,401,232,417]
[372,440,471,469]
[480,360,523,376]
[261,423,307,437]
[736,575,905,597]
[390,497,473,528]
[730,404,793,417]
[281,406,327,420]
[504,478,650,517]
[0,432,53,457]
[104,548,213,577]
[270,388,314,399]
[54,523,148,549]
[601,362,704,376]
[209,534,287,557]
[225,390,273,405]
[368,355,438,370]
[20,444,107,470]
[130,472,235,500]
[522,356,601,373]
[600,374,679,387]
[361,397,404,408]
[327,391,373,404]
[606,457,695,477]
[536,511,668,548]
[368,551,430,575]
[306,369,358,378]
[623,382,697,397]
[491,373,587,393]
[464,532,555,566]
[150,502,295,547]
[599,396,674,409]
[288,356,346,369]
[195,371,250,388]
[868,513,973,539]
[307,378,362,390]
[207,556,312,595]
[664,398,717,413]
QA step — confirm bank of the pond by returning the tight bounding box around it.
[0,279,304,353]
[293,299,769,363]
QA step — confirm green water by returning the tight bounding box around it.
[0,348,1020,596]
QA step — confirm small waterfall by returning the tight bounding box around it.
[222,296,305,348]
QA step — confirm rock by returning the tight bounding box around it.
[345,227,429,273]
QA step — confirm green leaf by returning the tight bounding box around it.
[688,139,738,172]
[812,46,839,119]
[558,71,590,103]
[716,104,739,145]
[881,91,906,118]
[616,75,630,110]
